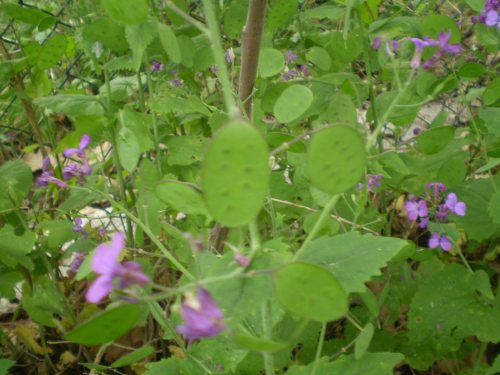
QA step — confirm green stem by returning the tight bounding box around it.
[262,302,275,375]
[456,247,473,274]
[294,195,340,260]
[311,322,327,375]
[472,341,487,375]
[201,0,238,116]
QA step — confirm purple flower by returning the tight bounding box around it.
[435,204,449,221]
[86,232,149,304]
[408,31,461,69]
[151,60,164,72]
[64,134,91,158]
[70,252,85,272]
[418,216,429,229]
[285,50,298,65]
[371,36,382,49]
[445,193,466,216]
[63,162,92,184]
[225,48,235,64]
[405,199,428,221]
[425,182,447,197]
[177,288,225,340]
[474,0,500,28]
[72,218,88,239]
[367,174,383,192]
[234,253,250,267]
[36,157,68,188]
[413,127,421,136]
[428,232,452,252]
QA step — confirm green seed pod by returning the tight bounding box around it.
[202,121,269,227]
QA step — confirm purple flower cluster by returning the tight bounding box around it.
[408,31,461,69]
[358,174,383,192]
[36,157,68,188]
[62,134,92,184]
[177,287,226,340]
[86,232,149,304]
[283,50,309,81]
[405,182,466,251]
[473,0,500,28]
[151,60,164,73]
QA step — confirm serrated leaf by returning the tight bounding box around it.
[308,126,366,194]
[157,23,181,63]
[66,304,141,345]
[125,20,158,71]
[101,0,148,25]
[274,85,313,123]
[202,121,269,227]
[274,262,348,322]
[299,232,408,293]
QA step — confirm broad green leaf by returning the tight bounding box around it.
[111,345,155,368]
[202,121,269,227]
[37,34,67,70]
[416,126,455,155]
[0,4,55,26]
[223,0,248,39]
[126,20,157,71]
[65,304,141,345]
[483,77,500,105]
[322,93,357,126]
[233,334,289,352]
[308,126,366,194]
[267,132,306,153]
[38,220,79,249]
[489,190,500,225]
[164,135,206,166]
[191,336,247,372]
[34,95,105,117]
[0,359,15,375]
[82,18,128,53]
[258,48,285,78]
[0,226,35,269]
[0,269,23,299]
[155,181,208,216]
[458,63,486,79]
[0,160,32,210]
[421,15,461,43]
[117,125,141,172]
[273,262,348,322]
[480,108,500,137]
[177,35,195,67]
[453,178,500,242]
[301,5,344,20]
[157,23,181,64]
[307,47,331,71]
[408,264,500,347]
[266,0,297,34]
[150,95,212,116]
[274,85,313,123]
[299,232,408,293]
[355,323,375,359]
[22,275,64,327]
[101,0,148,25]
[437,156,466,188]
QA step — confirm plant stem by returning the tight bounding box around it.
[311,322,327,375]
[456,247,473,274]
[294,195,340,260]
[262,302,275,375]
[238,0,267,119]
[201,0,238,116]
[472,341,487,375]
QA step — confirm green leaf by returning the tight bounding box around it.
[155,181,208,216]
[480,108,500,137]
[34,95,105,117]
[258,48,285,78]
[111,345,154,368]
[299,232,408,293]
[483,77,500,105]
[273,262,348,322]
[0,226,35,269]
[157,23,181,64]
[22,275,64,327]
[301,5,344,20]
[0,269,23,299]
[65,304,142,345]
[233,334,289,352]
[355,323,375,359]
[38,220,79,249]
[164,135,206,166]
[307,47,331,72]
[421,15,461,43]
[191,336,247,372]
[308,126,366,194]
[0,160,33,210]
[37,34,67,70]
[177,35,195,68]
[202,121,269,227]
[488,190,500,225]
[126,20,158,71]
[117,125,141,172]
[274,85,313,123]
[408,264,500,348]
[0,4,55,26]
[82,18,128,53]
[458,63,486,79]
[286,352,404,374]
[266,0,297,34]
[436,156,466,188]
[322,93,357,126]
[101,0,148,25]
[416,126,455,155]
[223,0,248,39]
[0,359,15,375]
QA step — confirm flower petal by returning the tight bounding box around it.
[86,275,113,304]
[91,232,125,275]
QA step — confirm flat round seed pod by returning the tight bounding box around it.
[202,121,269,227]
[308,125,366,194]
